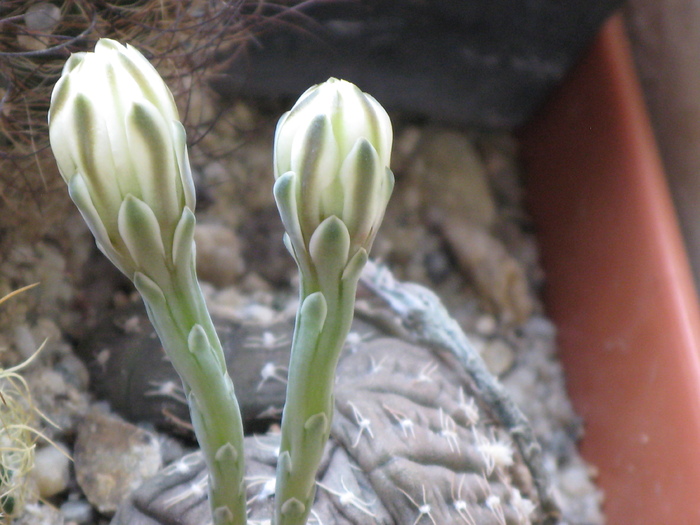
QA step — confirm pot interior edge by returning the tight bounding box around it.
[520,12,700,525]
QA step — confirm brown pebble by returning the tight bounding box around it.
[440,218,533,325]
[74,408,162,515]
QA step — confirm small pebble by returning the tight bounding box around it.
[157,433,189,465]
[33,317,62,344]
[24,3,61,32]
[26,367,90,440]
[55,352,90,391]
[60,499,94,524]
[33,444,71,498]
[74,408,162,515]
[408,128,497,228]
[523,315,557,339]
[11,502,64,525]
[474,314,498,336]
[440,219,534,325]
[482,339,516,376]
[239,303,279,323]
[502,367,538,408]
[560,462,595,497]
[194,222,245,287]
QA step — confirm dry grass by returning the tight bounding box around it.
[0,0,293,246]
[0,359,39,521]
[0,284,44,522]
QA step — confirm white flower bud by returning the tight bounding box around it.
[273,78,394,264]
[48,38,195,280]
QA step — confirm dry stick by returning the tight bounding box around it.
[360,260,562,525]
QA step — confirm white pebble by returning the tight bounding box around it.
[474,314,497,336]
[33,444,71,498]
[60,499,94,523]
[523,315,557,339]
[560,462,594,497]
[482,340,515,376]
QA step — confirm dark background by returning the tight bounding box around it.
[213,0,625,128]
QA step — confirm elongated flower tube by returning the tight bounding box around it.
[272,78,394,525]
[48,39,247,525]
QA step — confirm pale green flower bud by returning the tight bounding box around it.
[273,78,394,265]
[48,38,195,281]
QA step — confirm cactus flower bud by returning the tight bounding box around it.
[273,78,394,266]
[48,38,195,282]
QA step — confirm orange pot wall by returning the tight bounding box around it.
[521,14,700,525]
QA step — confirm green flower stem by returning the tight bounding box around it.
[132,243,247,525]
[274,282,356,525]
[274,245,365,525]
